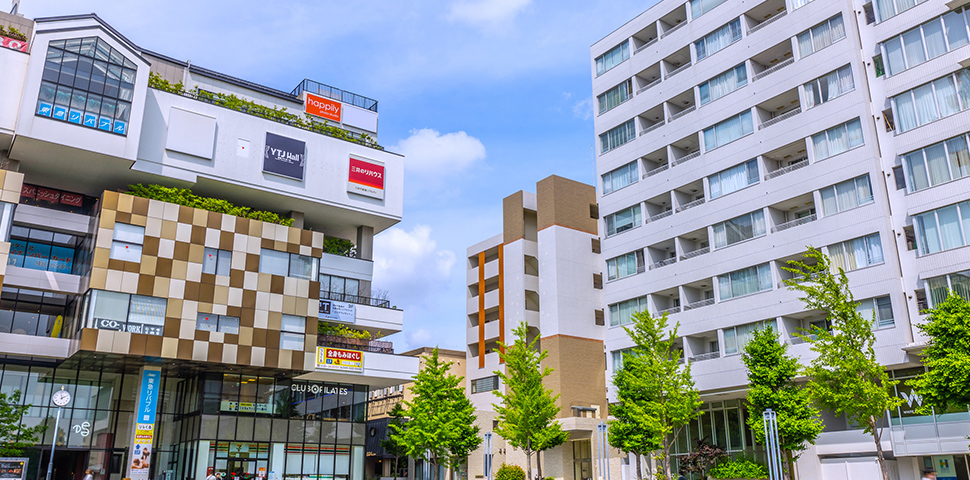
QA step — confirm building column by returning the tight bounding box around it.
[357,225,374,260]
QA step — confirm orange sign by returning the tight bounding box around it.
[305,93,342,122]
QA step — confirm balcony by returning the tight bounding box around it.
[771,214,817,233]
[690,351,721,362]
[643,163,669,178]
[317,334,393,354]
[672,150,700,166]
[656,306,681,316]
[632,21,659,54]
[648,209,673,223]
[669,105,695,122]
[660,19,687,39]
[635,62,662,95]
[764,157,808,180]
[637,78,662,95]
[290,78,378,112]
[753,57,794,82]
[675,197,705,213]
[650,257,677,270]
[635,38,658,55]
[664,62,691,80]
[640,120,666,136]
[746,5,787,36]
[759,107,801,129]
[684,298,715,310]
[319,291,390,309]
[751,38,794,82]
[680,246,710,260]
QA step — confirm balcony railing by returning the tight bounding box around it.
[669,105,695,122]
[672,151,700,166]
[665,62,691,80]
[771,214,817,233]
[661,21,687,38]
[318,334,394,354]
[684,298,715,311]
[650,257,678,270]
[656,306,682,316]
[764,157,809,180]
[647,209,673,223]
[746,10,788,35]
[635,37,659,54]
[759,107,802,130]
[676,197,705,213]
[320,291,392,309]
[291,79,378,112]
[752,57,795,82]
[690,351,721,362]
[643,164,670,178]
[637,78,662,95]
[680,246,710,261]
[640,121,666,136]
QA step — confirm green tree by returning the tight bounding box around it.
[742,327,823,480]
[784,247,902,480]
[383,403,409,480]
[493,322,568,480]
[390,348,481,480]
[909,292,970,448]
[608,311,701,480]
[0,390,47,456]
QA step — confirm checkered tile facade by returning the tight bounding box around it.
[78,191,324,371]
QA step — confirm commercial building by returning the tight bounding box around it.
[591,0,970,478]
[0,10,417,480]
[464,176,617,480]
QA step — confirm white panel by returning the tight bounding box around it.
[820,463,848,480]
[341,104,378,133]
[237,138,250,157]
[165,107,216,159]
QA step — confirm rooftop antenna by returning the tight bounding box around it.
[10,0,20,15]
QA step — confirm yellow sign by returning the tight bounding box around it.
[315,347,364,372]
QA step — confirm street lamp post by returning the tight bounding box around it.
[46,387,71,480]
[763,409,782,480]
[483,432,493,480]
[596,423,610,480]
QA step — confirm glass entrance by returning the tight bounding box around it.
[572,441,591,480]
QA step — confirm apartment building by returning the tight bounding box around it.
[0,11,418,480]
[464,176,619,480]
[591,0,970,478]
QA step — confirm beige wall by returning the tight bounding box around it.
[536,176,597,236]
[540,335,607,420]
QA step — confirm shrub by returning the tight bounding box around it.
[709,457,769,480]
[323,237,355,257]
[126,184,293,226]
[318,323,371,340]
[0,25,28,42]
[495,464,525,480]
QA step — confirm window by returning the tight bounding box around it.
[926,270,970,306]
[88,290,166,335]
[723,320,777,355]
[797,15,846,58]
[718,264,772,301]
[609,296,647,327]
[820,175,874,216]
[690,0,727,19]
[874,55,886,77]
[713,210,766,248]
[611,348,635,370]
[598,80,633,114]
[695,18,742,61]
[596,41,630,76]
[259,249,319,281]
[600,119,637,154]
[709,159,758,199]
[280,314,306,350]
[8,226,83,274]
[36,37,137,135]
[804,65,854,109]
[791,0,814,9]
[857,296,894,327]
[703,110,753,151]
[202,248,232,276]
[904,132,970,192]
[812,118,863,160]
[829,233,884,272]
[320,274,361,302]
[914,201,970,255]
[196,313,240,334]
[882,10,970,76]
[699,63,747,105]
[0,287,74,338]
[471,375,499,394]
[606,250,644,280]
[605,205,642,236]
[110,223,144,263]
[892,69,970,133]
[874,0,927,22]
[602,161,638,194]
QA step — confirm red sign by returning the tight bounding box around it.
[20,184,35,199]
[326,348,362,362]
[0,36,28,53]
[60,193,83,207]
[305,93,342,122]
[347,157,385,200]
[36,188,60,203]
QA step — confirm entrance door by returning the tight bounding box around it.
[226,459,268,480]
[572,441,592,480]
[39,450,90,480]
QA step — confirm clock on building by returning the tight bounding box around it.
[51,388,71,407]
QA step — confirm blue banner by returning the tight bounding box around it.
[138,369,160,424]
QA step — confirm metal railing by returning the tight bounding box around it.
[764,158,809,180]
[684,298,715,310]
[759,107,802,130]
[637,78,662,95]
[669,105,695,122]
[291,79,378,112]
[640,121,666,136]
[648,209,673,223]
[771,214,817,233]
[320,291,392,309]
[643,164,670,178]
[650,257,678,270]
[656,306,682,316]
[752,57,795,81]
[672,151,700,166]
[635,37,659,54]
[746,10,788,35]
[690,351,721,362]
[676,197,705,213]
[318,335,394,354]
[680,246,710,260]
[661,21,687,38]
[665,62,691,80]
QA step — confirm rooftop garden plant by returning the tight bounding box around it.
[125,184,294,226]
[318,322,372,340]
[323,237,355,257]
[0,25,27,42]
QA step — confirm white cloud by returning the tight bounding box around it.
[373,225,457,312]
[449,0,532,24]
[572,97,593,120]
[393,128,486,177]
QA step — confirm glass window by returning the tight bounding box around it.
[605,204,642,236]
[875,0,927,22]
[0,287,75,337]
[280,314,306,350]
[202,248,232,276]
[695,18,742,61]
[904,131,970,192]
[110,223,144,263]
[595,42,630,76]
[88,290,165,335]
[690,0,727,19]
[709,159,758,199]
[611,348,635,370]
[699,63,747,105]
[828,233,884,272]
[926,270,970,306]
[805,65,854,109]
[599,119,637,154]
[856,296,895,327]
[819,175,874,216]
[35,36,136,135]
[606,250,644,280]
[914,201,970,255]
[597,80,633,114]
[812,118,863,160]
[723,320,776,354]
[718,263,772,300]
[893,69,970,133]
[471,376,499,394]
[602,161,638,194]
[881,11,970,75]
[608,296,647,327]
[713,210,766,248]
[703,110,753,151]
[197,313,240,334]
[260,249,319,280]
[797,15,846,58]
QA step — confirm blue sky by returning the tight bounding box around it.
[24,0,651,352]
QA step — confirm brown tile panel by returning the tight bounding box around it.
[208,343,224,362]
[536,175,598,235]
[237,346,252,365]
[116,212,131,224]
[143,237,160,256]
[270,276,284,295]
[137,275,154,296]
[191,226,205,244]
[207,211,222,228]
[195,330,210,342]
[200,283,215,303]
[156,258,173,277]
[146,336,163,356]
[220,231,235,250]
[177,339,194,359]
[245,254,259,271]
[173,241,190,261]
[178,205,194,223]
[132,196,150,216]
[80,329,98,351]
[129,333,148,355]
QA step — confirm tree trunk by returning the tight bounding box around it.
[783,450,795,480]
[526,450,533,480]
[870,416,891,480]
[537,451,542,480]
[634,454,643,480]
[662,444,672,480]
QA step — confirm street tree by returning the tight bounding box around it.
[0,390,47,456]
[390,348,481,480]
[909,292,970,448]
[493,321,568,480]
[608,311,701,480]
[383,403,408,480]
[742,327,823,480]
[784,247,902,480]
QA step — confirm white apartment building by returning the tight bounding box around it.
[591,0,970,478]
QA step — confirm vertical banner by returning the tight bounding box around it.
[127,367,161,480]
